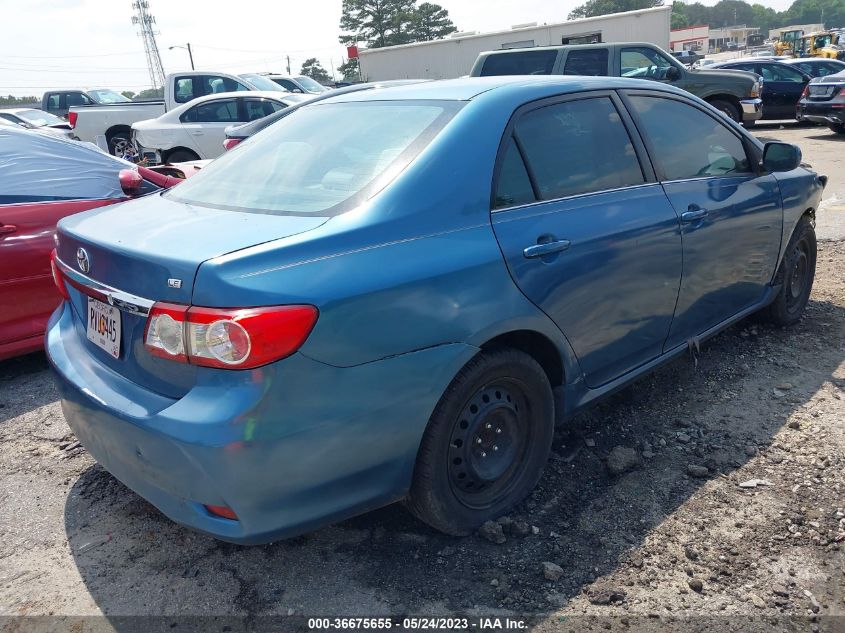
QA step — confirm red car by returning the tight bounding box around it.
[0,128,186,360]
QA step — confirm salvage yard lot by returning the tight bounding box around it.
[0,123,843,626]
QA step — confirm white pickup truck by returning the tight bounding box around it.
[68,71,290,156]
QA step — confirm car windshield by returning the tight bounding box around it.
[166,100,461,216]
[240,74,289,92]
[14,109,65,127]
[295,76,328,92]
[88,89,131,103]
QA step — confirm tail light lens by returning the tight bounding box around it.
[144,303,318,369]
[222,138,241,151]
[50,249,70,300]
[800,84,810,99]
[68,111,78,128]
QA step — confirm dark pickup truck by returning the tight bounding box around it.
[470,42,763,124]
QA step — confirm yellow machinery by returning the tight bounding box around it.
[775,29,804,55]
[795,31,845,59]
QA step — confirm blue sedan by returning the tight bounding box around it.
[47,77,824,544]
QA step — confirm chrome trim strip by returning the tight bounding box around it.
[55,256,155,316]
[491,182,657,214]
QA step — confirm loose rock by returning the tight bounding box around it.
[687,464,710,478]
[606,446,639,475]
[478,521,506,545]
[541,562,564,581]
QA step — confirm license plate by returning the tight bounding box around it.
[86,297,121,359]
[809,85,834,97]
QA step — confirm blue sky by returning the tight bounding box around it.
[1,0,793,97]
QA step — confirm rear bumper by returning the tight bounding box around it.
[740,98,763,122]
[797,103,844,126]
[46,302,476,544]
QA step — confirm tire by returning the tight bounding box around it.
[829,122,845,135]
[166,149,200,163]
[742,119,756,129]
[405,347,554,535]
[107,132,131,157]
[764,216,816,326]
[709,99,741,123]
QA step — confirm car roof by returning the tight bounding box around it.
[319,75,689,103]
[0,108,30,114]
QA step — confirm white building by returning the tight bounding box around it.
[670,25,709,52]
[358,6,672,81]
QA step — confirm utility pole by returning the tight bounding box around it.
[169,43,194,70]
[286,55,291,75]
[131,0,166,90]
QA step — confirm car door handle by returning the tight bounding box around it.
[0,224,17,236]
[190,130,204,136]
[523,239,571,259]
[681,208,709,223]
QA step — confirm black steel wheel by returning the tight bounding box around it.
[406,347,554,535]
[765,216,816,326]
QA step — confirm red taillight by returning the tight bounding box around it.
[205,504,238,520]
[800,84,809,99]
[68,111,78,128]
[143,303,318,369]
[222,138,241,151]
[50,249,70,300]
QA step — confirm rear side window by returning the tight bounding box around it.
[166,101,462,216]
[494,138,536,209]
[480,50,558,76]
[242,99,283,121]
[174,77,196,103]
[514,97,644,200]
[563,49,609,76]
[629,96,752,181]
[204,75,249,94]
[760,64,806,82]
[181,99,238,123]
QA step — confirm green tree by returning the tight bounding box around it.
[569,0,663,20]
[0,94,38,106]
[671,1,690,28]
[137,87,164,99]
[410,2,457,41]
[300,58,331,83]
[338,58,362,81]
[121,90,136,100]
[340,0,414,47]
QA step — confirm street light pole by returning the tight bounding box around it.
[169,43,195,70]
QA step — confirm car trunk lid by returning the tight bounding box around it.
[55,193,327,397]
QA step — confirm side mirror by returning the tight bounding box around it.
[118,169,144,197]
[762,142,801,172]
[666,66,681,81]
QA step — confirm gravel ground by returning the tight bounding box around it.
[0,123,843,631]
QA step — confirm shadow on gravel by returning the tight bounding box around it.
[63,298,845,622]
[0,352,57,423]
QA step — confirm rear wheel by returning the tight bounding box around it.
[709,99,741,123]
[830,122,845,135]
[764,216,816,326]
[166,149,200,163]
[405,348,554,535]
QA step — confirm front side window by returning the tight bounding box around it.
[242,99,282,121]
[759,64,806,82]
[204,75,249,94]
[47,94,61,109]
[65,92,91,107]
[563,49,609,76]
[181,99,238,123]
[514,97,644,200]
[629,96,752,181]
[273,78,300,92]
[621,47,676,80]
[167,101,461,216]
[480,50,558,76]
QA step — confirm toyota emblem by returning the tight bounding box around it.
[76,247,90,274]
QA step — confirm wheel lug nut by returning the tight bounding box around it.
[496,428,502,434]
[493,445,498,451]
[481,451,487,457]
[476,438,482,444]
[485,423,492,429]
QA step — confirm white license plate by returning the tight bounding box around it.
[86,297,121,359]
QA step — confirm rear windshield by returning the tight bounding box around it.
[480,50,558,76]
[166,100,461,216]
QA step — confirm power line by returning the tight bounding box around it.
[0,66,151,73]
[1,52,144,59]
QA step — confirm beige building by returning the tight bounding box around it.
[357,6,672,81]
[670,24,709,52]
[769,24,825,39]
